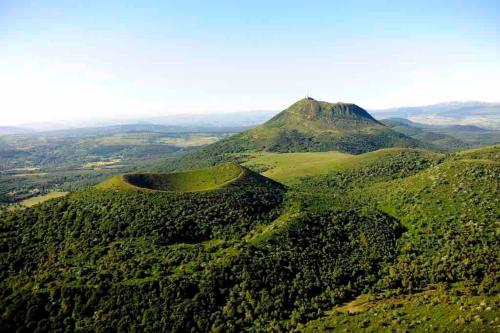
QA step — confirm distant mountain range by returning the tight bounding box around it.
[12,110,278,132]
[5,101,499,133]
[381,118,500,151]
[2,124,248,138]
[0,126,33,135]
[371,101,500,129]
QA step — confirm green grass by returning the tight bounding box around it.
[20,191,69,207]
[97,162,243,192]
[243,151,352,182]
[304,287,500,332]
[96,161,285,193]
[97,132,223,147]
[94,174,144,191]
[456,144,500,162]
[156,135,220,147]
[243,148,442,184]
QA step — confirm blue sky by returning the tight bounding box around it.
[1,0,499,125]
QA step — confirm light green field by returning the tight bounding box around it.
[243,151,351,181]
[97,133,153,145]
[82,158,121,168]
[243,148,442,183]
[96,133,223,147]
[12,172,48,177]
[20,191,68,207]
[156,135,220,147]
[456,144,500,161]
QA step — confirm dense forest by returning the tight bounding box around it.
[1,101,498,331]
[1,145,499,331]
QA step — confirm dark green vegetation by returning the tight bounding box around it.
[0,126,237,205]
[295,148,444,192]
[1,166,404,332]
[1,99,499,332]
[168,98,424,171]
[364,159,499,292]
[1,144,499,331]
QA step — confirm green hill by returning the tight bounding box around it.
[305,288,500,332]
[455,144,500,162]
[288,148,500,332]
[97,161,283,192]
[358,159,499,292]
[1,162,404,332]
[167,98,425,171]
[251,98,421,154]
[243,147,443,184]
[1,145,499,332]
[382,118,471,151]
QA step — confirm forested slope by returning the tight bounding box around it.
[164,98,425,171]
[1,145,499,332]
[0,171,405,331]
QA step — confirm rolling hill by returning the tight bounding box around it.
[371,101,500,130]
[1,136,498,331]
[242,148,443,184]
[0,126,32,135]
[0,160,403,332]
[168,98,425,171]
[382,118,500,151]
[96,161,283,192]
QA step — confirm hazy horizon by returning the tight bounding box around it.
[3,99,500,129]
[1,0,499,126]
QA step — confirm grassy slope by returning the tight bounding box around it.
[96,162,244,192]
[304,288,500,332]
[96,161,284,193]
[243,148,443,184]
[456,144,500,161]
[293,145,500,331]
[238,99,425,154]
[165,99,426,172]
[95,174,145,191]
[20,191,69,207]
[124,162,244,192]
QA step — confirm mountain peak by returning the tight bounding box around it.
[169,98,424,164]
[267,98,380,128]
